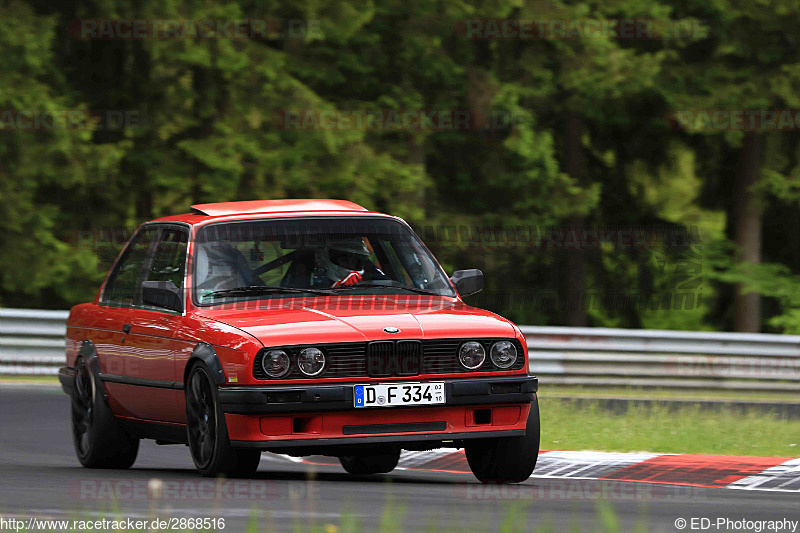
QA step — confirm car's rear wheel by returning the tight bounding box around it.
[465,396,540,483]
[339,448,400,475]
[186,362,261,477]
[71,357,139,469]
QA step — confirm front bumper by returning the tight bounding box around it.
[219,375,537,414]
[222,376,537,451]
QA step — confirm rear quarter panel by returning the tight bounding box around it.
[65,303,113,368]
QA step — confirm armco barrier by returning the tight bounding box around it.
[521,326,800,392]
[0,308,68,375]
[1,309,799,391]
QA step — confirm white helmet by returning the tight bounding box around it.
[312,238,370,285]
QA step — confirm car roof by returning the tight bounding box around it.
[148,199,389,226]
[190,199,369,216]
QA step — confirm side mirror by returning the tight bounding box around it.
[141,280,183,312]
[450,269,483,297]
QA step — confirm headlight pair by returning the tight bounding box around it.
[458,340,518,370]
[261,347,326,378]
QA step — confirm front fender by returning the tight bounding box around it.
[184,342,226,386]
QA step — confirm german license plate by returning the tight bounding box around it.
[354,382,445,408]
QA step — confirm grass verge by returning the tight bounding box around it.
[543,385,799,403]
[0,375,59,384]
[539,397,800,456]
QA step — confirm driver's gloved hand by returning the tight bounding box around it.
[332,271,363,287]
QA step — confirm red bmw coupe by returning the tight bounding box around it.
[59,199,539,481]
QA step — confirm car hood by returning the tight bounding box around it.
[196,296,516,347]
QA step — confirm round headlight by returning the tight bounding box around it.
[490,341,518,368]
[459,341,486,370]
[261,349,291,378]
[298,347,326,376]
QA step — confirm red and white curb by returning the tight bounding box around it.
[267,450,800,492]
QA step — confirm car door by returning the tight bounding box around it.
[94,225,159,419]
[119,224,190,422]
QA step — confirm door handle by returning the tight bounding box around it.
[122,323,131,334]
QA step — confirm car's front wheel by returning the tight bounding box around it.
[71,357,139,469]
[465,396,540,483]
[339,448,400,475]
[185,362,261,477]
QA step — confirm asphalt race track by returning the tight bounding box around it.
[1,386,798,532]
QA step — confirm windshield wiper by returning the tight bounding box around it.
[204,286,334,298]
[328,282,443,296]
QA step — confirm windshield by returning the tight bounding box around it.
[193,217,456,304]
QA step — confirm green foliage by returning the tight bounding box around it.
[2,0,800,333]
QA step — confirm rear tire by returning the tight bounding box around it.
[186,362,261,477]
[465,396,540,483]
[70,357,139,469]
[339,448,400,475]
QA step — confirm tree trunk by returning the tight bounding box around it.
[732,131,762,332]
[563,112,587,326]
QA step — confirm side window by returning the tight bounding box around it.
[102,227,158,306]
[145,228,188,288]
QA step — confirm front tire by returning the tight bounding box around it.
[70,357,139,469]
[339,448,400,475]
[465,396,540,483]
[185,362,261,477]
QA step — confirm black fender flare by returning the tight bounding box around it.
[62,340,107,402]
[184,343,226,386]
[77,340,101,375]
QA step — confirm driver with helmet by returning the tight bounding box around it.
[311,238,381,287]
